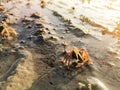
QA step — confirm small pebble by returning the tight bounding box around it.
[31,12,41,18]
[10,49,16,53]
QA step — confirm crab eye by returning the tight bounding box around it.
[72,51,78,59]
[0,26,4,32]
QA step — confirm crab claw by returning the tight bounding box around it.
[76,62,84,68]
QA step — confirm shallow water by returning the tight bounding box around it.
[5,0,120,31]
[47,0,120,32]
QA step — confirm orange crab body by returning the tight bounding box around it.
[61,47,92,68]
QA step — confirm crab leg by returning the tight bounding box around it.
[61,53,70,66]
[80,49,92,64]
[65,53,73,67]
[77,52,84,63]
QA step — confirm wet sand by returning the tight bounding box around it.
[0,0,120,90]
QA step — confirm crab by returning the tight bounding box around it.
[0,22,17,45]
[61,47,92,68]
